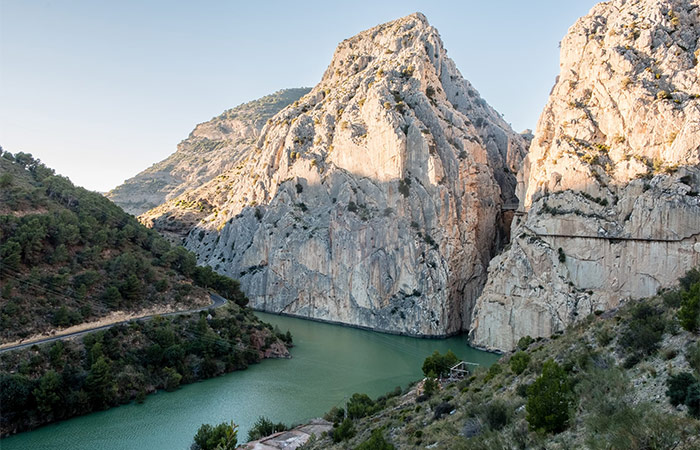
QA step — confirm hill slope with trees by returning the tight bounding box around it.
[0,150,246,344]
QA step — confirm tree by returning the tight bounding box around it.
[85,356,117,409]
[526,360,574,433]
[33,370,63,415]
[192,421,238,450]
[422,350,459,378]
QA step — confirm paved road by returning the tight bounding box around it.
[0,293,227,354]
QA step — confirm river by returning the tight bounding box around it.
[1,312,499,450]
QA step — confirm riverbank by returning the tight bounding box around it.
[0,311,499,449]
[0,304,289,437]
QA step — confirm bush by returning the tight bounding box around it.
[355,428,395,450]
[323,406,345,424]
[484,363,503,382]
[347,393,377,419]
[510,351,531,375]
[247,416,288,441]
[433,402,455,420]
[422,350,459,378]
[687,341,700,375]
[619,303,666,361]
[666,372,699,411]
[483,400,510,430]
[423,377,438,397]
[526,360,574,434]
[678,282,699,333]
[517,336,534,351]
[192,421,238,450]
[332,418,356,442]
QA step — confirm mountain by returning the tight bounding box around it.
[469,0,700,351]
[0,150,247,344]
[139,13,528,337]
[106,88,310,215]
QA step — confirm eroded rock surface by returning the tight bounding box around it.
[141,13,527,336]
[106,89,310,215]
[470,0,700,351]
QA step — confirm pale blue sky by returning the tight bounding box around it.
[0,1,598,192]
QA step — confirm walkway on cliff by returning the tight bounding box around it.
[0,293,227,354]
[523,225,700,244]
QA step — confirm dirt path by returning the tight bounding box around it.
[0,293,227,354]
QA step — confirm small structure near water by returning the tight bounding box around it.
[238,419,332,450]
[447,361,480,382]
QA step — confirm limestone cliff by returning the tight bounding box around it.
[470,0,700,351]
[141,13,528,336]
[106,88,310,215]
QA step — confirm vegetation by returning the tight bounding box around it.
[191,421,238,450]
[247,416,289,441]
[0,150,291,436]
[509,351,531,375]
[0,303,289,435]
[299,268,700,449]
[0,151,246,343]
[422,349,459,378]
[526,360,573,433]
[355,428,395,450]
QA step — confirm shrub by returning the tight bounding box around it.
[355,428,395,450]
[483,400,510,430]
[686,382,700,418]
[332,418,356,442]
[323,406,345,424]
[192,421,238,450]
[347,393,377,419]
[678,282,699,333]
[686,341,700,375]
[526,360,574,434]
[666,372,697,406]
[423,377,438,397]
[510,351,531,375]
[517,336,534,351]
[619,303,666,361]
[433,402,455,420]
[484,362,503,382]
[398,179,410,197]
[247,416,288,441]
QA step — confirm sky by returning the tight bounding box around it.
[0,0,599,192]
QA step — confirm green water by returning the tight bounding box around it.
[1,312,499,450]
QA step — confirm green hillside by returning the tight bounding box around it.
[0,150,245,343]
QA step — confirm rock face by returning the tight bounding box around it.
[141,13,528,336]
[106,88,310,215]
[469,0,700,351]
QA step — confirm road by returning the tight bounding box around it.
[0,293,227,354]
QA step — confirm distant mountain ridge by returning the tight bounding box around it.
[106,88,310,215]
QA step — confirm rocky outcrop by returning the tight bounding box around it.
[141,13,528,336]
[470,0,700,351]
[106,88,310,215]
